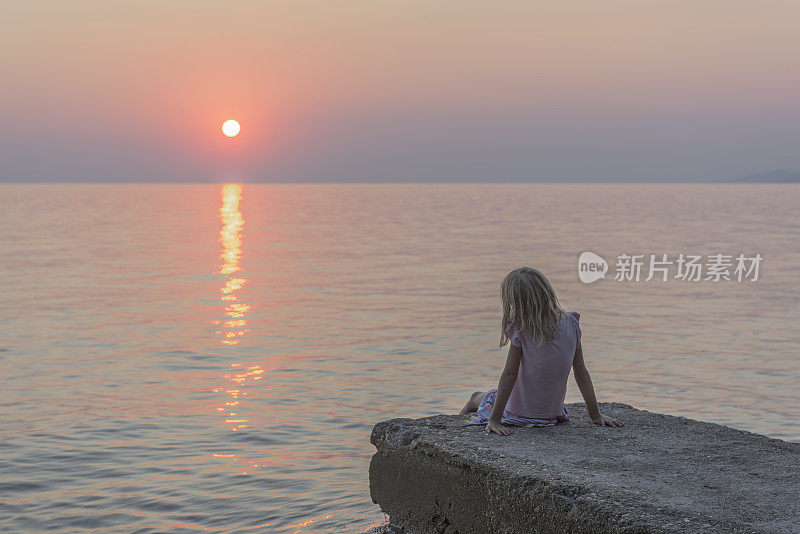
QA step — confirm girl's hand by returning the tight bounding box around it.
[591,413,624,427]
[485,419,513,436]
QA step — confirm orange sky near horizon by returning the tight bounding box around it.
[3,1,800,181]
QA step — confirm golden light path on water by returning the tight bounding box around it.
[213,184,256,432]
[208,184,396,531]
[217,183,250,345]
[211,185,263,475]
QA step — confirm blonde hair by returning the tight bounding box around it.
[500,267,569,347]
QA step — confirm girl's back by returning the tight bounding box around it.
[505,311,581,419]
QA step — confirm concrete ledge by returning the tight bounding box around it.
[369,403,799,534]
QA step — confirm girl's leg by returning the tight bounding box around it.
[459,391,485,414]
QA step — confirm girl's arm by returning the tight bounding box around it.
[572,341,624,427]
[485,344,523,435]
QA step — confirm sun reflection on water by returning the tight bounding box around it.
[213,185,258,437]
[208,184,358,529]
[215,183,250,345]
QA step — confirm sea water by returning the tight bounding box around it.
[1,183,798,532]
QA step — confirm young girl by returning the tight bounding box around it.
[461,267,623,435]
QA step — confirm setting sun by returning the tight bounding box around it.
[222,119,240,138]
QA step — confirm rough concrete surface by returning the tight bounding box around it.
[369,403,799,534]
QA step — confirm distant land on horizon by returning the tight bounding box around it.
[737,170,800,182]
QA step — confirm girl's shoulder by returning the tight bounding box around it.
[565,311,581,342]
[505,322,522,346]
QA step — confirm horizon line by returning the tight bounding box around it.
[2,178,799,185]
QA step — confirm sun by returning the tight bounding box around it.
[222,119,240,138]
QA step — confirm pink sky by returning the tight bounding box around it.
[3,1,800,181]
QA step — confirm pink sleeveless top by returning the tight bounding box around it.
[504,312,581,419]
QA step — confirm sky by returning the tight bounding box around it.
[2,1,800,182]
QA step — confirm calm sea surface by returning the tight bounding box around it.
[1,184,798,533]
